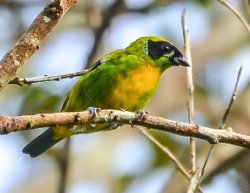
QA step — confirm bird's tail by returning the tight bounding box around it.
[22,128,62,158]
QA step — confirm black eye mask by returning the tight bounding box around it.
[147,39,189,67]
[148,39,174,59]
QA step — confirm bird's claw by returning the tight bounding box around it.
[87,107,101,117]
[136,110,149,121]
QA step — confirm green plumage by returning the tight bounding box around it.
[23,36,189,157]
[64,49,151,111]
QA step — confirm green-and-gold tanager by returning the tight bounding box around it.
[23,36,189,157]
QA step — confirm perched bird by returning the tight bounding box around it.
[23,36,189,157]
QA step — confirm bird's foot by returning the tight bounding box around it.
[136,110,149,121]
[87,107,101,118]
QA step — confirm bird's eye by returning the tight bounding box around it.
[161,46,171,55]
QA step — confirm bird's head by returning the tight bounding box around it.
[126,36,189,70]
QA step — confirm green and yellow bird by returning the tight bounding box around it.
[23,36,189,157]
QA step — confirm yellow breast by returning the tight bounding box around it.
[109,65,161,111]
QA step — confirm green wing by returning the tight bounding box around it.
[63,49,144,112]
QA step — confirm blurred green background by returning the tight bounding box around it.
[0,0,249,193]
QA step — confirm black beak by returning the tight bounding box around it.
[172,56,190,67]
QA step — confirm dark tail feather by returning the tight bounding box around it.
[22,128,62,158]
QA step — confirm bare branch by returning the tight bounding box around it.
[191,146,214,193]
[218,0,250,33]
[137,127,203,193]
[9,69,90,86]
[182,9,196,173]
[85,0,157,68]
[0,0,77,91]
[187,170,202,193]
[194,66,243,191]
[85,0,124,68]
[220,66,242,129]
[203,149,249,183]
[0,110,250,149]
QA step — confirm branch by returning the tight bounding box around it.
[218,0,250,33]
[85,0,124,68]
[182,9,196,173]
[220,66,242,129]
[187,170,202,193]
[189,145,214,193]
[0,110,250,149]
[193,66,243,191]
[9,69,89,86]
[0,0,77,91]
[7,1,157,87]
[203,149,249,184]
[84,0,155,68]
[137,127,203,193]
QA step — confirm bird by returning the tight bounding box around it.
[22,36,189,157]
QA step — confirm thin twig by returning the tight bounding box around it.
[187,170,201,193]
[137,127,203,193]
[85,0,158,68]
[218,0,250,33]
[200,146,214,178]
[0,0,77,91]
[9,69,90,86]
[220,66,242,129]
[85,0,124,68]
[192,145,214,193]
[193,66,243,192]
[203,148,249,183]
[182,9,196,174]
